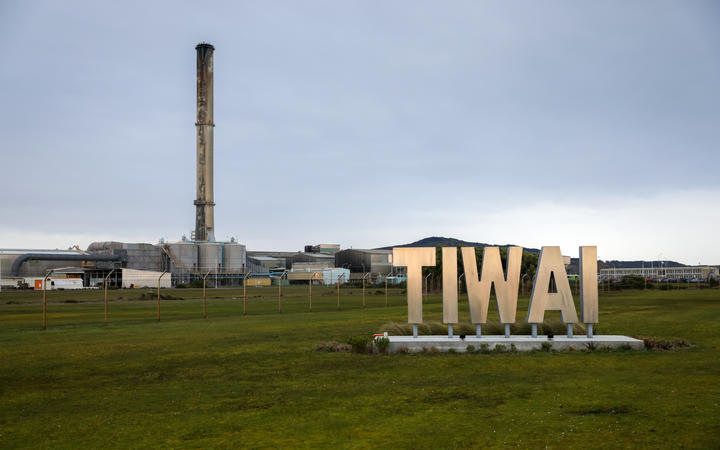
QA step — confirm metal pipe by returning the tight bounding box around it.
[243,272,252,315]
[476,324,481,338]
[424,272,432,304]
[504,323,510,338]
[278,271,287,313]
[42,270,53,330]
[586,323,594,338]
[202,270,211,318]
[567,323,574,338]
[362,272,370,308]
[521,274,530,296]
[337,273,344,309]
[385,274,388,307]
[448,323,453,338]
[413,324,418,338]
[103,269,116,324]
[11,253,124,277]
[532,323,538,338]
[309,273,314,311]
[157,271,167,321]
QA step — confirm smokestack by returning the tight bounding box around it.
[194,42,215,241]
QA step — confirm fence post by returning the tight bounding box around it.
[42,270,53,330]
[202,270,211,319]
[362,272,371,308]
[278,271,287,313]
[385,276,388,306]
[157,271,167,321]
[103,269,115,324]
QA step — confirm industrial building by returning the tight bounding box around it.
[0,43,417,292]
[287,267,350,285]
[247,255,285,273]
[600,265,719,281]
[0,242,243,289]
[334,249,395,278]
[246,251,336,271]
[304,244,341,254]
[0,44,249,290]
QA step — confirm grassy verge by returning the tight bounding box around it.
[0,288,718,448]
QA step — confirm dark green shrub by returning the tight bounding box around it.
[618,275,646,290]
[374,337,390,354]
[347,336,371,353]
[540,341,553,352]
[465,345,476,353]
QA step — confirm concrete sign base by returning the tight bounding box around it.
[386,335,644,353]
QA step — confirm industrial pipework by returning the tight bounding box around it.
[194,42,215,241]
[10,253,125,277]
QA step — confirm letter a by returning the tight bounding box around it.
[526,246,579,324]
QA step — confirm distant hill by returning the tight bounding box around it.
[377,236,688,268]
[377,236,540,253]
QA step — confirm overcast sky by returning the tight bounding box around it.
[1,1,719,264]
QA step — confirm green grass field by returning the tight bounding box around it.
[1,286,719,448]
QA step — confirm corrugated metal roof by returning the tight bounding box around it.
[0,249,88,256]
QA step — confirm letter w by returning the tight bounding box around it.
[461,246,523,324]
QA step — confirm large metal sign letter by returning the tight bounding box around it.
[526,246,579,324]
[393,247,436,324]
[442,247,458,325]
[461,246,523,324]
[579,246,599,324]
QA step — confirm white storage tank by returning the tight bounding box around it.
[167,242,198,272]
[223,243,246,273]
[198,243,223,272]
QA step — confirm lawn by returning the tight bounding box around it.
[0,286,718,448]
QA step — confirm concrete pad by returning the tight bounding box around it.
[385,335,644,353]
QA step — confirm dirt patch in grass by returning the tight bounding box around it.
[136,292,184,301]
[313,341,351,352]
[422,390,506,408]
[568,405,632,416]
[635,336,692,351]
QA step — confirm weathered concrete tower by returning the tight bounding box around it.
[194,43,215,241]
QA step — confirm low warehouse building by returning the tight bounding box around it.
[121,268,171,288]
[334,249,393,277]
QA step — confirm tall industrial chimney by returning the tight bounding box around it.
[194,43,215,241]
